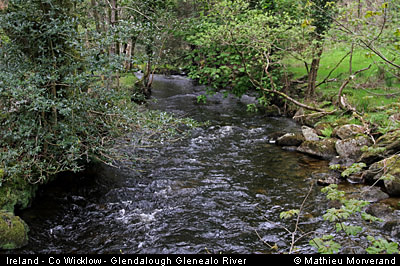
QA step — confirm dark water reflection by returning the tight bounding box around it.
[13,75,332,254]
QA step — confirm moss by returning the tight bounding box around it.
[297,138,338,160]
[377,155,400,176]
[0,210,29,250]
[0,176,38,213]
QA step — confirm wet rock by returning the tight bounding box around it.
[276,133,304,147]
[301,126,319,141]
[335,136,371,163]
[364,154,400,196]
[268,132,286,143]
[333,124,364,140]
[313,172,341,186]
[383,219,400,239]
[365,202,395,221]
[359,186,389,203]
[297,138,338,160]
[379,130,400,154]
[368,206,400,238]
[0,210,29,250]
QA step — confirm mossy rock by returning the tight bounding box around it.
[297,138,338,160]
[0,210,29,250]
[333,124,365,140]
[0,176,38,213]
[359,129,400,165]
[365,154,400,196]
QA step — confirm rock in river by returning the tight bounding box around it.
[0,210,29,250]
[276,132,305,147]
[297,138,338,160]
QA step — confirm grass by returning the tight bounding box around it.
[283,43,400,132]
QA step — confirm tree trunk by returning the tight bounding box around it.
[109,0,118,55]
[90,0,101,32]
[306,43,323,99]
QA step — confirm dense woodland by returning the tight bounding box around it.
[1,0,400,253]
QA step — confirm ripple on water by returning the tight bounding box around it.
[11,75,336,254]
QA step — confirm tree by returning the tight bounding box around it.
[181,0,332,113]
[303,0,337,99]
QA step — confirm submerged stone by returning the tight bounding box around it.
[0,210,29,250]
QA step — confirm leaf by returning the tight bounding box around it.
[361,212,383,223]
[323,208,342,222]
[310,236,341,254]
[366,246,382,254]
[280,209,300,219]
[336,223,362,236]
[365,11,374,18]
[394,28,400,38]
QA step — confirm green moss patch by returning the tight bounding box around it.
[0,210,29,250]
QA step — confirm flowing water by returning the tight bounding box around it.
[13,75,334,254]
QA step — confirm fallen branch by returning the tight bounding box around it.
[264,66,336,113]
[293,109,337,120]
[337,64,372,110]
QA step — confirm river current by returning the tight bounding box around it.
[14,75,333,254]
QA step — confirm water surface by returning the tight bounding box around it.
[14,75,331,254]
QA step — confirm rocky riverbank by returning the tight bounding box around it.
[273,122,400,193]
[271,117,400,239]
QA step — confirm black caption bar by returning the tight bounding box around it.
[1,254,399,266]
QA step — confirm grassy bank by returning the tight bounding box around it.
[283,44,400,133]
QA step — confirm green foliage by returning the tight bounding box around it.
[196,95,207,104]
[329,164,341,171]
[0,0,199,213]
[310,184,397,254]
[360,145,386,155]
[320,126,333,138]
[182,0,303,100]
[341,163,366,178]
[366,237,399,254]
[280,209,300,220]
[246,103,258,113]
[310,235,341,254]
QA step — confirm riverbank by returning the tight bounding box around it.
[0,93,201,250]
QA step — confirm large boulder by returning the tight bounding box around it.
[297,138,338,160]
[333,124,365,140]
[0,210,29,250]
[364,154,400,196]
[335,136,371,164]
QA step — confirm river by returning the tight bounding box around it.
[14,75,333,254]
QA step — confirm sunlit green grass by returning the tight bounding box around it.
[283,44,400,132]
